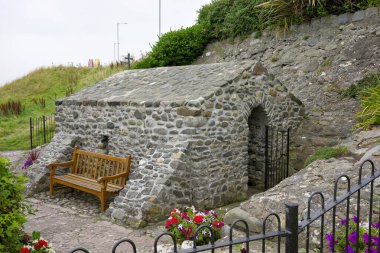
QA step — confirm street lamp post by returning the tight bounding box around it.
[113,43,117,62]
[116,22,128,61]
[159,0,161,36]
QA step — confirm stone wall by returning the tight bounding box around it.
[195,7,380,170]
[26,61,304,226]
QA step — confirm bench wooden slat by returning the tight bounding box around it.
[56,174,122,191]
[47,146,132,212]
[76,149,127,163]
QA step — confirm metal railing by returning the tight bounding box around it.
[29,114,55,149]
[264,127,290,190]
[70,159,380,253]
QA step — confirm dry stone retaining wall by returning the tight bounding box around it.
[196,7,380,170]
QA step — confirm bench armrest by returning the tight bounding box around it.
[47,161,74,171]
[47,161,74,177]
[97,172,129,184]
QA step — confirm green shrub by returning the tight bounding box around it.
[356,86,380,129]
[133,24,210,69]
[0,157,29,252]
[305,146,349,166]
[197,0,235,40]
[222,0,266,38]
[342,73,380,98]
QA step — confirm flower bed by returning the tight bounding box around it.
[326,217,379,253]
[20,231,55,253]
[165,206,224,245]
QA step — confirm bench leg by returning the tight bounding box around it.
[50,181,55,196]
[100,195,106,212]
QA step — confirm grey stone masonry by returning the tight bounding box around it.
[26,61,304,227]
[196,7,380,171]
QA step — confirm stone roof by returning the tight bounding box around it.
[63,61,254,105]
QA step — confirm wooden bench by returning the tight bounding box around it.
[47,146,132,212]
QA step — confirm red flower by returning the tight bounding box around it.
[213,220,223,229]
[20,247,30,253]
[33,239,48,250]
[39,240,48,247]
[34,243,42,250]
[165,220,172,228]
[194,215,203,224]
[171,216,179,223]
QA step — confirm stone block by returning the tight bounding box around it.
[352,10,365,22]
[176,107,202,117]
[251,62,267,76]
[365,7,379,19]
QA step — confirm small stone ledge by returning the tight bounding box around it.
[176,106,213,117]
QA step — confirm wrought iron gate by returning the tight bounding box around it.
[29,114,55,149]
[264,126,290,190]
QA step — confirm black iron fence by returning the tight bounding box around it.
[70,159,379,253]
[29,114,55,149]
[265,127,290,190]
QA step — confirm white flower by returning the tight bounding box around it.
[202,218,207,223]
[178,224,183,231]
[208,232,212,237]
[202,229,207,235]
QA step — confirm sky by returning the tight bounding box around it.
[0,0,212,87]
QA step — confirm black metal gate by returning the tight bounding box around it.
[264,126,290,190]
[29,114,55,149]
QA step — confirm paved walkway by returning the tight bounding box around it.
[24,191,166,253]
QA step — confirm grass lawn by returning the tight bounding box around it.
[0,65,127,151]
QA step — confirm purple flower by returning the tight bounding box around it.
[363,233,380,246]
[372,222,380,229]
[348,231,358,244]
[22,159,33,170]
[340,219,348,225]
[373,236,379,246]
[326,234,338,251]
[365,246,378,253]
[353,216,359,223]
[346,244,355,253]
[364,233,370,244]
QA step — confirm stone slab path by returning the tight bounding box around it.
[24,195,164,253]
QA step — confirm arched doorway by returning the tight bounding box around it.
[247,106,268,190]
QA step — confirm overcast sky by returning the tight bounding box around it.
[0,0,212,87]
